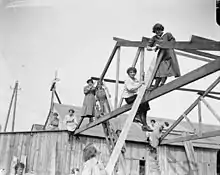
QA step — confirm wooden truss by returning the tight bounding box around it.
[73,35,220,175]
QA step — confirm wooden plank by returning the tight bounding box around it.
[179,88,220,95]
[179,49,220,60]
[183,134,198,175]
[198,100,202,135]
[115,37,220,50]
[105,50,164,175]
[140,48,145,81]
[190,35,217,43]
[198,93,220,100]
[114,47,121,109]
[200,97,220,123]
[115,36,220,59]
[161,129,220,144]
[159,41,220,51]
[54,91,62,104]
[132,48,141,67]
[100,43,118,81]
[160,76,220,141]
[175,51,212,62]
[74,59,220,135]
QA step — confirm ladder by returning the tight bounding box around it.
[105,50,165,175]
[96,83,127,175]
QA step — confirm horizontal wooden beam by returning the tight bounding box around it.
[114,37,220,60]
[161,129,220,144]
[198,93,220,100]
[91,77,220,95]
[190,35,216,43]
[74,59,220,135]
[114,37,220,50]
[91,77,125,84]
[159,41,220,51]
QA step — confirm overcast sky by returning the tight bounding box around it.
[0,0,219,131]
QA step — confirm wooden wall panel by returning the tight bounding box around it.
[0,131,219,175]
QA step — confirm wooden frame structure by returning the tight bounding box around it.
[73,35,220,175]
[43,72,62,129]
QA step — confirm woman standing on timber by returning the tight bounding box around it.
[122,67,151,131]
[95,81,111,115]
[81,78,96,123]
[147,23,181,88]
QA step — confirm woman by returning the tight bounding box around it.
[81,143,107,175]
[95,81,111,115]
[64,109,78,132]
[122,67,151,131]
[48,112,59,130]
[147,23,181,88]
[81,79,96,123]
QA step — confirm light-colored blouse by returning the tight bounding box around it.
[122,77,141,99]
[63,114,78,131]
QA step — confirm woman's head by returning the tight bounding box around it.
[68,109,75,115]
[83,143,98,162]
[126,67,137,78]
[15,162,25,175]
[96,81,103,89]
[86,78,94,85]
[152,23,164,36]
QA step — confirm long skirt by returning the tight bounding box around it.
[81,93,96,117]
[156,49,181,78]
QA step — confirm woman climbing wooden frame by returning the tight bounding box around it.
[122,67,151,131]
[147,23,181,88]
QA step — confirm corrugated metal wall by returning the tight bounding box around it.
[0,131,218,175]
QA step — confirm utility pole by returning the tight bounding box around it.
[4,80,20,132]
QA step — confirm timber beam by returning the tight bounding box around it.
[113,36,220,58]
[197,93,220,100]
[74,59,220,135]
[114,37,220,50]
[100,43,119,81]
[161,129,220,144]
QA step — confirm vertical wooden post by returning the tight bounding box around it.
[132,48,141,67]
[140,48,145,81]
[198,100,202,135]
[4,81,17,132]
[12,81,18,131]
[114,47,121,109]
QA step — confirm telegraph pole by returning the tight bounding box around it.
[4,80,20,132]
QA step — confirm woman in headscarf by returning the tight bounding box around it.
[81,78,96,123]
[147,23,181,88]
